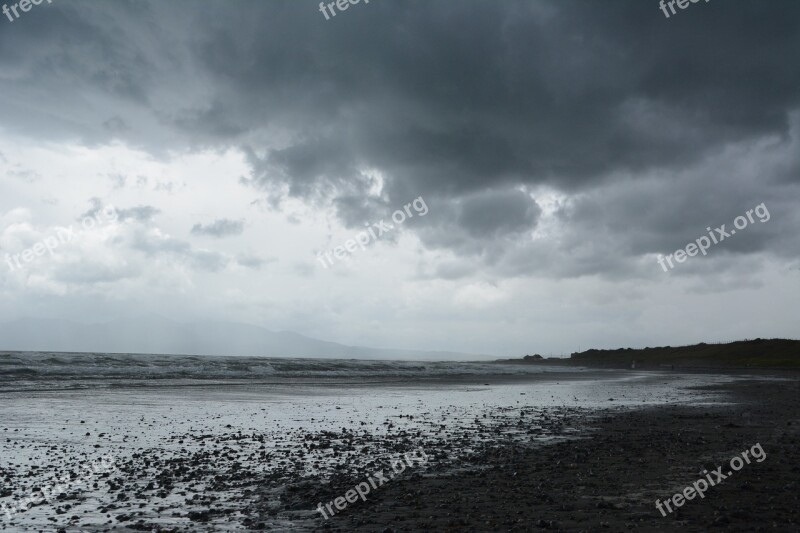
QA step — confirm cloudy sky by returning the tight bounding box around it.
[0,0,798,357]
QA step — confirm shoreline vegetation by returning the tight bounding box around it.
[496,338,800,369]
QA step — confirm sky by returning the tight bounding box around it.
[0,0,798,357]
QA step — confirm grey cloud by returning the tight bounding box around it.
[80,198,159,223]
[191,219,245,238]
[78,198,118,222]
[458,190,541,239]
[1,0,798,282]
[236,253,274,270]
[53,261,135,285]
[130,230,191,256]
[117,206,161,223]
[333,196,390,229]
[108,173,127,189]
[293,262,315,278]
[7,168,41,183]
[190,249,229,272]
[414,189,541,257]
[204,0,800,201]
[242,140,375,212]
[8,1,797,188]
[427,261,478,281]
[172,100,249,140]
[129,228,231,272]
[103,115,129,134]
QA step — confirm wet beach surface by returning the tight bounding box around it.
[0,366,788,532]
[323,378,800,532]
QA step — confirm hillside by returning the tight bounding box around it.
[503,339,800,369]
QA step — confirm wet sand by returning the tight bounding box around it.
[0,370,795,531]
[317,378,799,532]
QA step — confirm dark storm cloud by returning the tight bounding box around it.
[172,101,250,141]
[198,0,800,195]
[185,0,800,275]
[458,190,541,239]
[1,0,798,278]
[332,195,388,229]
[412,189,541,258]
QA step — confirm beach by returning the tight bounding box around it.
[2,0,798,530]
[1,352,795,531]
[324,378,799,532]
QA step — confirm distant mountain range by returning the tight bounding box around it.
[0,316,486,360]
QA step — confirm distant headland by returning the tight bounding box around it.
[497,338,800,369]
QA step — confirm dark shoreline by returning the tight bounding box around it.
[315,377,800,532]
[496,338,800,370]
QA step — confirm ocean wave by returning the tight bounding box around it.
[0,351,568,389]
